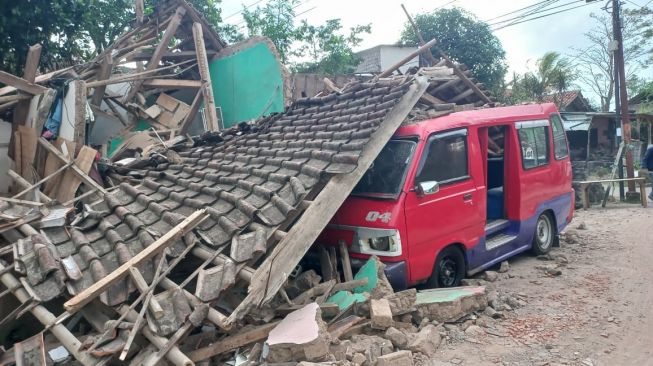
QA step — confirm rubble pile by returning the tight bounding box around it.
[0,1,498,365]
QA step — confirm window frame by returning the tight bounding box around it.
[414,128,471,187]
[549,113,569,160]
[515,119,551,171]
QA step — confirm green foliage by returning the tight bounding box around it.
[507,52,576,108]
[398,7,507,93]
[0,0,224,76]
[241,0,371,74]
[293,20,371,74]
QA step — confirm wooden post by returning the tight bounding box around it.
[124,6,186,102]
[90,55,113,106]
[13,44,42,127]
[400,4,438,65]
[63,209,207,313]
[339,242,353,282]
[582,183,590,210]
[192,22,219,131]
[639,180,648,208]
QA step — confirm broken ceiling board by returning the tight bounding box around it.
[209,36,288,128]
[155,93,181,112]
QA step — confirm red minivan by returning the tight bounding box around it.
[319,103,574,288]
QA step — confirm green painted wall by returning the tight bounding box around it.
[209,42,285,128]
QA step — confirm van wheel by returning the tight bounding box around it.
[531,213,555,255]
[428,246,465,288]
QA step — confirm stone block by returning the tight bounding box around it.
[371,298,393,329]
[415,286,487,322]
[377,350,413,366]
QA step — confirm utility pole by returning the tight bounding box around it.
[612,0,637,195]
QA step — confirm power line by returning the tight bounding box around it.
[490,0,561,28]
[223,0,267,20]
[490,0,589,27]
[484,0,561,22]
[492,1,600,30]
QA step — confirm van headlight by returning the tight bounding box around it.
[354,230,402,257]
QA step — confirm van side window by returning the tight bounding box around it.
[550,114,569,159]
[416,129,469,185]
[517,121,550,169]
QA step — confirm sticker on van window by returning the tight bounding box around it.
[365,211,392,223]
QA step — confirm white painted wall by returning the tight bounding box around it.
[355,45,419,74]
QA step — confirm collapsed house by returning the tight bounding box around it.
[0,1,498,364]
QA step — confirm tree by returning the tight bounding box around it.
[509,52,576,108]
[0,0,225,75]
[399,7,507,93]
[572,8,653,112]
[241,0,371,74]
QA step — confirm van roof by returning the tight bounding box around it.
[396,103,559,137]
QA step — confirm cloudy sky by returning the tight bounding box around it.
[221,0,652,101]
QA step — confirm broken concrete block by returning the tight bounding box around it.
[480,270,499,282]
[266,303,330,363]
[349,334,393,362]
[384,288,416,315]
[351,352,366,365]
[384,327,408,348]
[406,324,440,357]
[352,256,394,300]
[370,298,393,330]
[415,286,487,322]
[377,350,414,366]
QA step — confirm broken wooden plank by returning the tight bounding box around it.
[0,71,48,95]
[192,22,219,131]
[143,79,202,89]
[178,90,201,135]
[0,94,31,104]
[38,138,107,195]
[11,161,72,199]
[228,77,429,323]
[142,322,192,366]
[63,209,207,313]
[339,242,353,282]
[124,6,186,102]
[189,321,280,362]
[400,5,438,65]
[55,145,97,203]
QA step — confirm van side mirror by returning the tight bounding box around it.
[416,181,439,197]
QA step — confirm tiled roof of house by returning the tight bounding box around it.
[15,79,417,323]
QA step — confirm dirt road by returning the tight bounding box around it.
[428,203,653,366]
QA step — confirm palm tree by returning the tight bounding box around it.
[511,52,576,108]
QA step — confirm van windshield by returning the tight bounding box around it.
[352,139,416,199]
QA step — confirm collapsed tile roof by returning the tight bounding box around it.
[14,77,427,332]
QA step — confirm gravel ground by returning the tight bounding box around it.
[427,201,653,366]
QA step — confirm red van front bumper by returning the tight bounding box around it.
[349,257,408,290]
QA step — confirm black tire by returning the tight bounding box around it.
[530,213,555,255]
[428,246,466,288]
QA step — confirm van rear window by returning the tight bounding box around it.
[352,140,416,199]
[517,122,550,169]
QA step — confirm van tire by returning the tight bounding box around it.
[530,212,555,255]
[428,246,466,288]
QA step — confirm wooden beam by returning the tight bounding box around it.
[37,138,107,195]
[400,5,438,65]
[143,79,202,89]
[0,71,48,95]
[11,161,72,199]
[0,67,71,96]
[130,50,216,62]
[377,39,438,78]
[90,55,114,106]
[435,51,493,104]
[227,77,430,323]
[63,209,207,313]
[0,94,31,104]
[192,22,220,131]
[177,1,225,50]
[124,6,186,102]
[188,321,280,362]
[7,169,52,203]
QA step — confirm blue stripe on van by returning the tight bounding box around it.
[465,191,572,274]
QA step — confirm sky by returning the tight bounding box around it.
[220,0,653,103]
